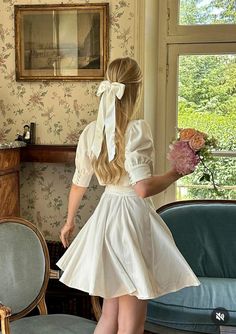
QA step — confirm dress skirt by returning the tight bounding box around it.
[57,185,200,299]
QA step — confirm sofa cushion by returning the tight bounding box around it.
[159,202,236,278]
[147,277,236,334]
[0,314,96,334]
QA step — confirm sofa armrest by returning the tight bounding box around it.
[0,302,11,334]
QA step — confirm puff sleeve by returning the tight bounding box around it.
[72,122,95,187]
[125,120,154,185]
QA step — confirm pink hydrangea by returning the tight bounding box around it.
[167,141,200,175]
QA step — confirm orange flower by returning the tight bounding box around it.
[179,128,197,141]
[189,132,206,151]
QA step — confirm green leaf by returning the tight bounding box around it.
[199,173,211,182]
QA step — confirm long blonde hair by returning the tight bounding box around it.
[92,57,142,184]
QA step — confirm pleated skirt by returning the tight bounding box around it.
[57,185,200,299]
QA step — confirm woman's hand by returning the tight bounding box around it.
[59,184,87,248]
[60,222,75,248]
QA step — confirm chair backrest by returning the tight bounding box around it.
[0,217,50,320]
[157,200,236,278]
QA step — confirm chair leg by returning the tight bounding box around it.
[0,304,11,334]
[37,297,48,315]
[91,296,102,321]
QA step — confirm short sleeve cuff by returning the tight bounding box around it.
[128,164,152,185]
[72,169,92,187]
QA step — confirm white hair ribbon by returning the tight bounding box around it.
[92,80,125,162]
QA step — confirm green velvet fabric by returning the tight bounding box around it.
[0,222,45,314]
[159,203,236,278]
[0,314,96,334]
[147,277,236,333]
[146,201,236,334]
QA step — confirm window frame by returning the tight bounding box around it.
[154,0,236,205]
[168,0,236,42]
[167,42,236,152]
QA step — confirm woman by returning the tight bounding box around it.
[57,57,200,334]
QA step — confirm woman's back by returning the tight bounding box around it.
[72,119,154,187]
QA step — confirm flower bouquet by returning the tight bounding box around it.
[167,128,219,192]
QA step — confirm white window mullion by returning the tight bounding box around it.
[164,44,179,204]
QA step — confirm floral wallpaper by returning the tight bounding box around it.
[0,0,138,240]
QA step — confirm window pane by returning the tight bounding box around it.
[177,54,236,200]
[177,157,236,200]
[179,0,236,25]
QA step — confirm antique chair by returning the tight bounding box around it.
[0,216,101,334]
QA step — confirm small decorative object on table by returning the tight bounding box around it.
[16,123,36,144]
[29,122,36,144]
[167,128,218,192]
[22,124,30,143]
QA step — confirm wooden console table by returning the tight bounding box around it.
[20,144,77,163]
[0,145,76,218]
[0,148,20,216]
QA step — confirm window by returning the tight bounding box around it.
[179,0,236,25]
[156,0,236,204]
[167,0,236,41]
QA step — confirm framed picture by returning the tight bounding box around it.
[14,3,109,81]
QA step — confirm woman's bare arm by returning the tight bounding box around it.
[134,169,182,198]
[60,184,87,248]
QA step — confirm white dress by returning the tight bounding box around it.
[56,119,200,299]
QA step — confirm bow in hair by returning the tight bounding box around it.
[92,80,125,162]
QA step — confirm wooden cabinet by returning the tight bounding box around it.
[20,145,76,163]
[0,145,76,218]
[0,148,20,217]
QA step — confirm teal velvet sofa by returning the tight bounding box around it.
[146,200,236,334]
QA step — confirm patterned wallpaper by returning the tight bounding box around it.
[0,0,138,240]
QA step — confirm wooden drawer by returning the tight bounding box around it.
[0,149,20,172]
[0,172,20,216]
